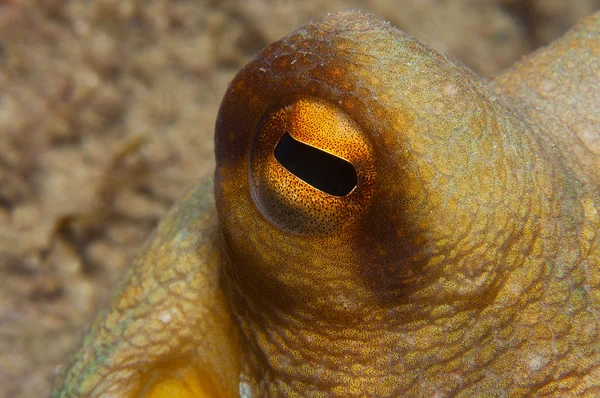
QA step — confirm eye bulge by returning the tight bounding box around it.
[213,8,544,307]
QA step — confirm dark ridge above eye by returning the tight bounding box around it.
[274,132,358,197]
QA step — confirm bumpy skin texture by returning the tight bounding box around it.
[53,181,241,397]
[54,10,600,397]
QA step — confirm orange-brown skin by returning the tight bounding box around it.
[54,10,600,397]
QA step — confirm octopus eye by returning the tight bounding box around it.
[249,96,375,235]
[274,131,358,197]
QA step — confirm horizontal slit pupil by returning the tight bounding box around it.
[274,132,357,196]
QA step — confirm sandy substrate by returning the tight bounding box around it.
[0,1,598,396]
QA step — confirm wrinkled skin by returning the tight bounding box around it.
[53,10,600,397]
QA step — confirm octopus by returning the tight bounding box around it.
[53,9,600,397]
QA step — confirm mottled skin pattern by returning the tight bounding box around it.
[53,181,241,397]
[54,10,600,397]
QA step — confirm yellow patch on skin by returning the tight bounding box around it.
[142,364,225,398]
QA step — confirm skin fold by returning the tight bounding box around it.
[53,9,600,398]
